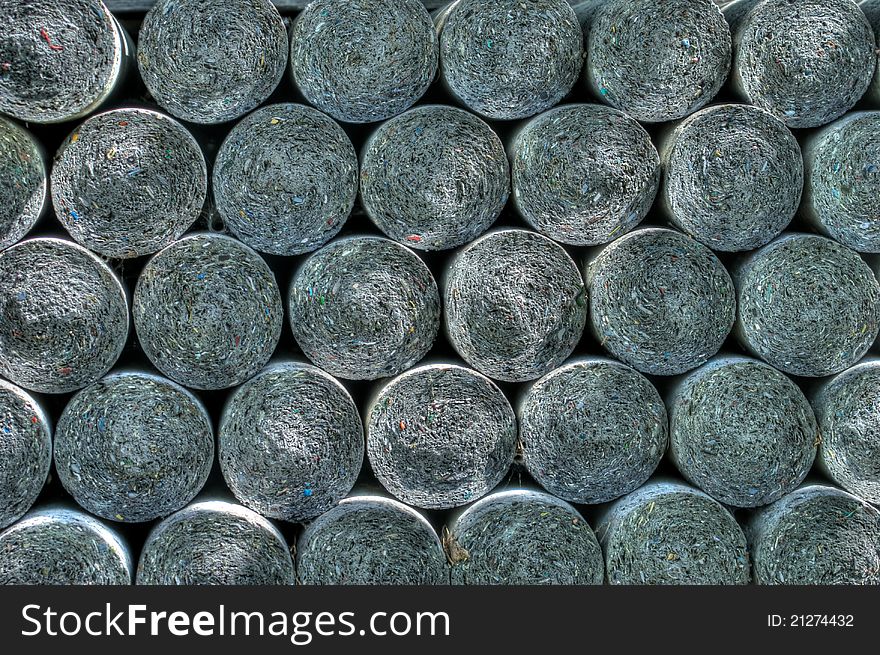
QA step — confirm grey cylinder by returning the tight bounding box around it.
[801,111,880,253]
[667,355,817,507]
[51,107,207,259]
[360,105,509,251]
[290,0,438,124]
[0,0,132,123]
[446,489,604,585]
[658,103,802,252]
[0,506,132,585]
[219,361,364,522]
[748,484,880,585]
[0,117,46,251]
[366,362,517,509]
[510,103,660,247]
[812,358,880,505]
[0,379,51,530]
[213,103,358,257]
[133,233,283,390]
[585,227,735,376]
[136,499,295,585]
[137,0,288,124]
[288,236,440,381]
[519,356,667,505]
[444,228,587,383]
[584,0,731,123]
[598,480,751,585]
[733,233,880,377]
[437,0,583,120]
[54,370,214,523]
[0,238,129,394]
[729,0,876,129]
[297,494,448,585]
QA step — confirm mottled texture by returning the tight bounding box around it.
[0,0,129,123]
[0,380,51,530]
[52,108,207,258]
[668,355,817,507]
[219,361,363,522]
[598,480,751,585]
[289,236,440,380]
[444,229,587,382]
[585,0,731,123]
[214,103,358,256]
[138,0,288,124]
[802,111,880,253]
[290,0,438,123]
[511,103,659,246]
[447,489,604,585]
[812,359,880,505]
[438,0,583,120]
[860,0,880,104]
[0,238,128,394]
[137,500,295,585]
[585,228,735,376]
[0,506,131,585]
[659,103,802,252]
[133,233,283,390]
[730,0,876,128]
[0,117,45,251]
[519,357,667,504]
[366,363,517,509]
[733,233,880,377]
[361,105,509,251]
[297,495,447,585]
[54,371,213,523]
[748,484,880,584]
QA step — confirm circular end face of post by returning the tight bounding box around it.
[439,0,583,120]
[288,236,440,380]
[290,0,438,124]
[0,117,46,251]
[361,105,509,251]
[297,495,447,585]
[668,355,817,508]
[585,0,731,123]
[0,238,129,394]
[813,360,880,504]
[366,363,517,509]
[214,103,358,256]
[138,0,288,124]
[0,0,127,123]
[803,111,880,253]
[447,489,604,585]
[54,371,214,523]
[0,380,51,530]
[219,362,364,522]
[52,108,207,259]
[599,480,751,585]
[586,228,735,376]
[0,507,131,584]
[748,484,880,585]
[444,229,587,382]
[661,103,802,252]
[136,500,295,585]
[734,233,880,377]
[732,0,876,128]
[520,357,667,504]
[511,103,659,246]
[133,233,283,390]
